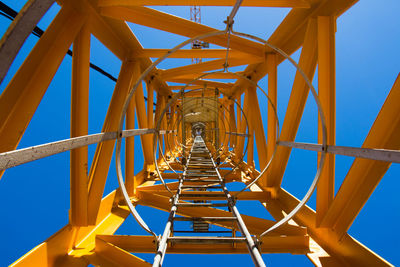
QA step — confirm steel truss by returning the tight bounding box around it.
[0,0,398,266]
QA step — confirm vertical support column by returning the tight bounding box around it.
[87,60,137,224]
[125,89,136,196]
[220,104,228,152]
[317,16,336,225]
[228,102,237,147]
[162,96,168,152]
[147,82,154,129]
[247,133,254,167]
[267,53,277,163]
[236,92,249,157]
[215,88,220,151]
[0,6,85,179]
[247,86,268,184]
[134,68,153,166]
[266,18,318,187]
[147,81,154,160]
[168,103,176,155]
[70,23,90,226]
[182,93,186,156]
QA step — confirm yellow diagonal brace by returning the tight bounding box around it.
[0,5,85,179]
[266,18,318,187]
[320,74,400,235]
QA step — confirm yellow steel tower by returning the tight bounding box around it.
[0,0,399,266]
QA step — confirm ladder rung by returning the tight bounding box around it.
[181,185,221,189]
[179,193,226,197]
[172,230,232,233]
[182,179,221,183]
[186,174,218,177]
[176,203,228,207]
[174,217,237,222]
[168,236,246,244]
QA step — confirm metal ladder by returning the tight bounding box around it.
[153,136,266,267]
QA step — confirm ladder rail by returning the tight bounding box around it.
[209,141,266,267]
[153,145,194,267]
[153,136,266,267]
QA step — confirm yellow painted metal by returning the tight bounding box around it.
[266,18,318,187]
[266,53,277,164]
[98,0,311,8]
[228,103,237,147]
[138,49,251,59]
[235,90,249,157]
[87,60,138,224]
[271,188,392,266]
[140,190,270,201]
[96,234,310,254]
[125,77,136,196]
[166,78,233,89]
[95,237,152,266]
[170,72,242,80]
[137,191,306,236]
[250,164,392,266]
[100,6,264,57]
[0,5,85,179]
[320,74,400,236]
[70,22,90,226]
[160,57,263,80]
[134,71,154,165]
[247,86,268,184]
[316,16,336,226]
[10,191,129,266]
[1,0,396,265]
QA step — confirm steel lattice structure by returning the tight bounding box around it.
[0,0,399,266]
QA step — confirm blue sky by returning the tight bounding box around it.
[0,0,399,266]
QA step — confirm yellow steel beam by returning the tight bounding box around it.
[166,78,233,89]
[125,80,136,196]
[306,238,344,267]
[172,72,241,80]
[246,97,255,166]
[95,238,151,266]
[99,6,264,57]
[169,85,206,91]
[137,190,306,236]
[228,103,237,147]
[320,74,400,235]
[68,0,171,96]
[137,49,250,59]
[247,132,255,167]
[266,53,277,163]
[220,105,229,151]
[101,17,171,96]
[87,60,137,224]
[266,18,318,187]
[247,87,268,185]
[96,234,310,254]
[147,82,154,129]
[228,0,359,97]
[134,65,154,165]
[70,23,90,226]
[10,191,129,266]
[144,190,269,201]
[269,188,392,266]
[316,16,336,226]
[235,91,249,157]
[98,0,311,8]
[160,57,262,80]
[0,5,85,179]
